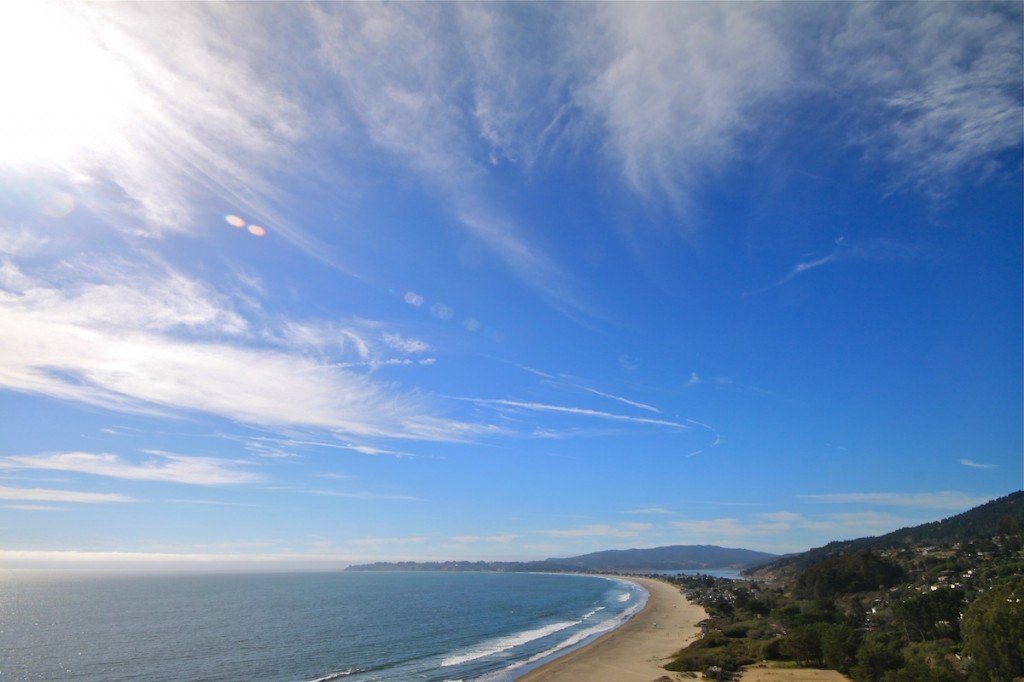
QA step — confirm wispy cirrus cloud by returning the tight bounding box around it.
[671,510,914,549]
[576,386,661,414]
[3,504,66,511]
[747,237,935,295]
[309,490,420,502]
[960,459,998,470]
[11,3,1016,268]
[309,4,591,316]
[0,2,320,250]
[580,3,789,213]
[473,399,688,429]
[1,451,260,486]
[818,2,1023,196]
[450,534,518,545]
[540,523,648,539]
[0,485,135,504]
[350,536,429,547]
[0,261,493,442]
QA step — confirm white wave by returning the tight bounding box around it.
[440,619,580,667]
[509,610,633,672]
[307,670,361,682]
[505,591,648,673]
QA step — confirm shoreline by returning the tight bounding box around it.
[515,575,707,682]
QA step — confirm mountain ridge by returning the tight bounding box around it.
[746,490,1024,579]
[345,543,777,572]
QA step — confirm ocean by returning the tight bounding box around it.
[0,571,646,682]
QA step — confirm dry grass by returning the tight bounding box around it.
[737,663,852,682]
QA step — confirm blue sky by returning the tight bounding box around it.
[0,2,1021,571]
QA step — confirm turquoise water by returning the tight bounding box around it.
[0,571,646,682]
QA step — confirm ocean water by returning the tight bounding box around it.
[0,571,646,682]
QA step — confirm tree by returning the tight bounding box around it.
[961,576,1024,681]
[795,551,905,599]
[893,589,965,642]
[882,660,960,682]
[821,623,861,673]
[783,623,825,667]
[851,633,904,682]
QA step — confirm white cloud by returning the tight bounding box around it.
[382,333,429,354]
[279,322,372,359]
[3,504,66,511]
[309,5,592,315]
[624,507,673,515]
[620,522,653,532]
[1,452,260,486]
[670,510,914,547]
[450,534,518,545]
[343,444,416,457]
[309,490,420,501]
[0,266,494,442]
[350,536,428,547]
[10,3,1014,263]
[0,485,135,503]
[0,549,389,570]
[475,399,688,429]
[577,386,661,414]
[579,3,789,211]
[0,2,317,242]
[671,518,751,537]
[0,259,247,335]
[165,499,257,507]
[820,2,1023,194]
[540,524,642,539]
[960,459,998,470]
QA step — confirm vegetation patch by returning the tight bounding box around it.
[657,494,1024,681]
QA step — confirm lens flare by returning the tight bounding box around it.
[39,191,75,218]
[225,214,246,228]
[430,303,453,320]
[247,224,267,237]
[404,292,424,307]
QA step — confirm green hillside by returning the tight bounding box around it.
[747,491,1024,581]
[665,491,1024,681]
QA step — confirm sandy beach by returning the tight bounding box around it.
[517,576,707,682]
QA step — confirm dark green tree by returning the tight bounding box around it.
[893,589,965,642]
[851,633,904,682]
[783,623,825,667]
[882,660,960,682]
[820,623,861,673]
[795,551,905,599]
[961,576,1024,681]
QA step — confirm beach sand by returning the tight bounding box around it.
[517,576,707,682]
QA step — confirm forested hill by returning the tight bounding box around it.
[747,490,1024,579]
[544,544,776,571]
[345,544,777,572]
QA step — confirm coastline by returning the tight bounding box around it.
[515,576,707,682]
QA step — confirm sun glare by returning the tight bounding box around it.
[0,2,136,167]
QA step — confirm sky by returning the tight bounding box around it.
[0,2,1021,571]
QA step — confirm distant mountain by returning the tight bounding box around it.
[747,490,1024,580]
[345,544,777,573]
[534,544,777,572]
